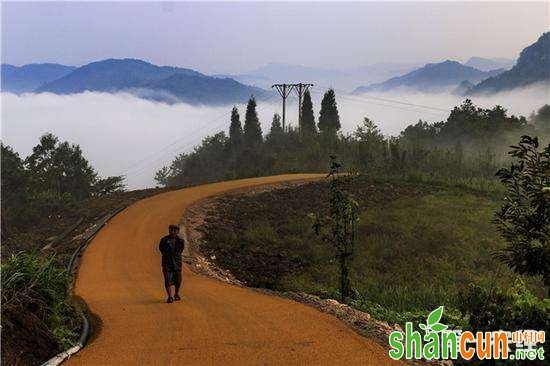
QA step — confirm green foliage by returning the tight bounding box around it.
[494,135,550,288]
[201,177,544,330]
[318,88,341,134]
[301,90,316,135]
[352,117,387,173]
[311,157,359,302]
[459,280,549,334]
[270,113,283,135]
[1,145,30,238]
[1,251,79,348]
[532,104,550,134]
[228,106,243,150]
[2,135,124,240]
[157,132,230,186]
[243,97,263,148]
[92,176,125,197]
[156,94,547,197]
[26,133,98,201]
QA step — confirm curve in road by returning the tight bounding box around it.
[68,174,398,365]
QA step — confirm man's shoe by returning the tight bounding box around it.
[167,297,174,303]
[174,294,181,301]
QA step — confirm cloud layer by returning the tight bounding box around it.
[2,85,548,188]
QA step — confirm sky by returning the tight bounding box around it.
[2,1,549,74]
[1,1,549,188]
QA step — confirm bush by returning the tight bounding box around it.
[459,280,549,334]
[1,251,79,348]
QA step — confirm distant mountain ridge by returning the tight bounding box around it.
[464,57,515,71]
[35,58,202,94]
[468,32,550,94]
[139,73,268,105]
[353,60,503,94]
[10,58,271,105]
[222,61,422,91]
[1,63,76,93]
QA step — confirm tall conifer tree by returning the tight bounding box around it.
[243,97,263,147]
[318,89,341,133]
[228,106,243,149]
[301,90,316,135]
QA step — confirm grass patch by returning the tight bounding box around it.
[202,177,544,328]
[1,251,80,349]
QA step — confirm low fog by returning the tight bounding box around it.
[2,84,548,188]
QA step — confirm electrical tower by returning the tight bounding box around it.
[271,84,293,131]
[272,83,313,132]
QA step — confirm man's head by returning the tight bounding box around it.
[168,225,179,237]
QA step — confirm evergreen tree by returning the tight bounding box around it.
[243,97,263,147]
[301,90,316,135]
[318,89,340,133]
[229,106,243,150]
[270,113,283,136]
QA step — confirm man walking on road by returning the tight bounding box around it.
[158,225,185,303]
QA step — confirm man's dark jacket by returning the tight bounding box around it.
[158,235,185,270]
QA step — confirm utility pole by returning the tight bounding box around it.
[271,84,294,131]
[293,83,313,135]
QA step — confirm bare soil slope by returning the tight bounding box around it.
[68,174,398,365]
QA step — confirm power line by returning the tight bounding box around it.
[122,93,278,182]
[308,88,447,117]
[313,83,449,113]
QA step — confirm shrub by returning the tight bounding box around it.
[1,251,79,348]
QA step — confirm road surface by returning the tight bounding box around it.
[69,174,398,365]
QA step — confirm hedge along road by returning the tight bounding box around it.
[68,174,398,365]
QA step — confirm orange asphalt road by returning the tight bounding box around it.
[68,174,398,365]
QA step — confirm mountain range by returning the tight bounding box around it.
[217,62,423,91]
[1,32,547,102]
[353,60,504,93]
[464,57,515,71]
[1,63,76,93]
[2,59,269,105]
[468,32,550,94]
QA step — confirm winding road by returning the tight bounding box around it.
[68,174,398,365]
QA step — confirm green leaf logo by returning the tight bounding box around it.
[423,306,447,333]
[427,306,443,326]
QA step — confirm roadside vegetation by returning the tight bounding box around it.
[1,252,79,365]
[156,90,550,189]
[199,176,545,322]
[1,135,129,365]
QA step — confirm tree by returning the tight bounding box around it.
[353,117,386,172]
[532,104,550,134]
[25,133,124,200]
[268,113,284,139]
[494,135,550,289]
[154,166,171,187]
[301,90,316,135]
[228,106,243,150]
[243,97,263,148]
[157,132,231,186]
[312,156,359,302]
[26,134,98,200]
[92,176,125,197]
[1,144,30,238]
[318,89,340,134]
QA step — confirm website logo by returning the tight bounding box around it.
[388,306,545,361]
